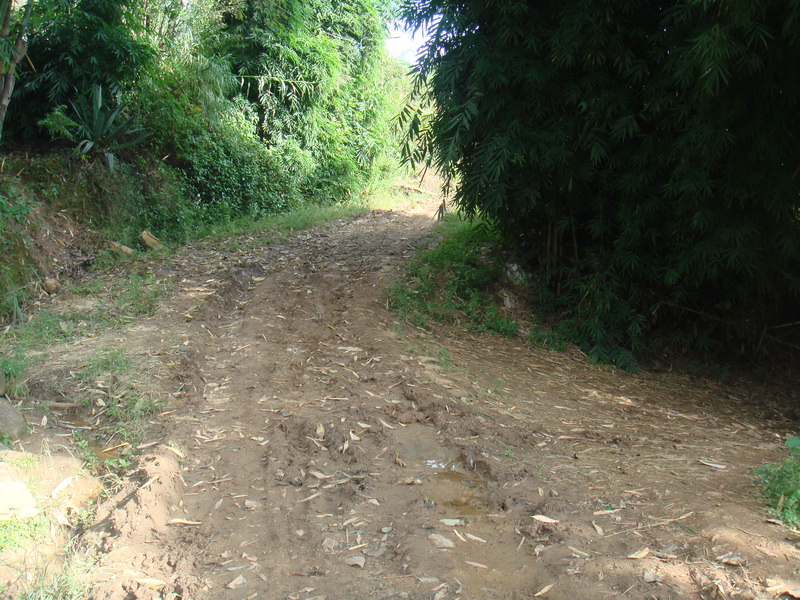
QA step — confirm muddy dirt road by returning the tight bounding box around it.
[24,199,800,600]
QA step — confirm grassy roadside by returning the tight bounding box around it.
[1,180,420,391]
[388,214,519,337]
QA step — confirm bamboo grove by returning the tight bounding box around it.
[401,0,800,367]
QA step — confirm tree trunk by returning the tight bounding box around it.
[0,0,34,142]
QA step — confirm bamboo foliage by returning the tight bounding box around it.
[402,0,800,364]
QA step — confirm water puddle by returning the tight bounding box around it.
[394,424,491,516]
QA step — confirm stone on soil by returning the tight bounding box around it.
[0,399,26,440]
[0,464,37,519]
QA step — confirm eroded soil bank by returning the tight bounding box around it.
[9,199,800,600]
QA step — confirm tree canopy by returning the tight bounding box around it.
[402,0,800,366]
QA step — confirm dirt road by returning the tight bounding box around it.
[37,199,799,600]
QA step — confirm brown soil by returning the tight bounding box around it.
[9,198,800,600]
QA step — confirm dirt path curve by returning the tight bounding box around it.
[89,201,799,600]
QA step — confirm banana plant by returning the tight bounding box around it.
[69,85,150,172]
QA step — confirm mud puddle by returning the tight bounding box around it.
[393,424,491,517]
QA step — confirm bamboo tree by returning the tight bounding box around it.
[0,0,33,141]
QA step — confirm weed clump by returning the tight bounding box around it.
[755,437,800,527]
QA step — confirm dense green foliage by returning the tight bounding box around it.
[402,0,800,366]
[2,0,404,239]
[9,0,155,141]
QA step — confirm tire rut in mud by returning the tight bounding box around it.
[158,208,555,600]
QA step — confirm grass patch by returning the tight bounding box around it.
[388,214,519,337]
[1,350,29,397]
[0,513,50,552]
[2,452,40,471]
[755,457,800,527]
[755,437,800,527]
[76,348,131,381]
[15,552,93,600]
[0,265,166,400]
[68,348,162,474]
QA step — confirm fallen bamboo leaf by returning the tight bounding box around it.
[288,587,316,600]
[315,424,325,439]
[593,509,621,515]
[453,529,467,543]
[160,444,184,459]
[569,546,589,557]
[698,460,727,469]
[51,476,74,498]
[141,475,160,491]
[298,492,321,504]
[532,515,559,524]
[168,519,202,526]
[309,470,333,479]
[533,583,555,597]
[357,421,371,429]
[628,547,650,559]
[348,543,367,551]
[135,577,167,590]
[642,569,661,583]
[227,575,247,589]
[397,477,422,485]
[716,552,746,566]
[378,418,396,430]
[464,533,487,543]
[592,520,604,535]
[440,519,462,526]
[464,561,489,569]
[349,430,361,441]
[103,442,130,454]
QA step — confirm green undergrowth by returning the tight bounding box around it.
[389,214,519,337]
[755,437,800,527]
[2,266,165,351]
[0,513,50,552]
[0,179,36,325]
[14,552,93,600]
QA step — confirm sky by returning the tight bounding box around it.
[385,22,429,64]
